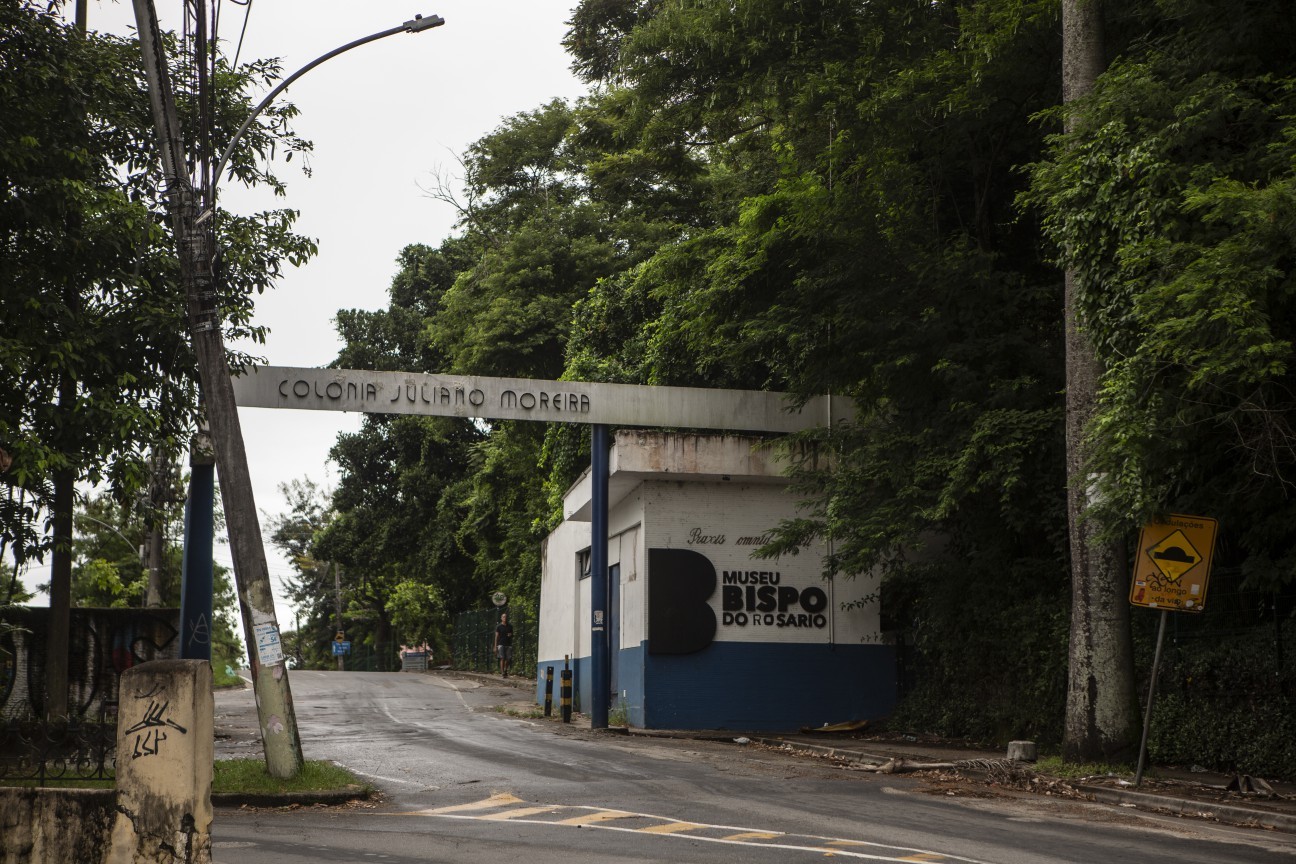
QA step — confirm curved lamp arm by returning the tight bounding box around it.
[210,14,444,198]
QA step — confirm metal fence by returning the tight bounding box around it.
[0,718,117,785]
[451,608,536,679]
[336,642,402,672]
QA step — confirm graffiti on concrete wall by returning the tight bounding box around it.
[124,697,188,759]
[0,607,179,720]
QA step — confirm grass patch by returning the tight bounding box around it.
[1034,755,1132,779]
[492,705,546,720]
[213,759,371,795]
[3,760,368,795]
[212,661,244,689]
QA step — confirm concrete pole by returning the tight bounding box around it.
[131,0,303,778]
[144,523,164,607]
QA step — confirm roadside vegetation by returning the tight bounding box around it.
[3,1,1294,780]
[0,760,368,797]
[212,759,370,797]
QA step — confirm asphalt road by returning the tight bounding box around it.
[212,671,1296,863]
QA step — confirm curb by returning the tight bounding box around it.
[1076,784,1296,834]
[750,736,888,766]
[748,737,1295,835]
[212,788,373,809]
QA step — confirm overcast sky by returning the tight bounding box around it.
[20,0,586,640]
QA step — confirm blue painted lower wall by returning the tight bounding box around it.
[540,641,895,731]
[646,641,896,731]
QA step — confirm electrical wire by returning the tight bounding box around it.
[230,0,252,71]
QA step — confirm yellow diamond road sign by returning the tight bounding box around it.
[1146,529,1202,583]
[1130,514,1218,613]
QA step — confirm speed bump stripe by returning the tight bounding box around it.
[404,797,994,863]
[637,821,705,834]
[480,806,559,821]
[555,810,638,826]
[720,831,783,841]
[424,793,522,813]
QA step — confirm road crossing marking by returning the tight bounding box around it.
[480,806,561,821]
[421,792,522,813]
[722,831,783,841]
[399,794,996,863]
[636,820,705,834]
[554,810,638,826]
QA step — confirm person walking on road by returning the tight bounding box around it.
[494,612,515,677]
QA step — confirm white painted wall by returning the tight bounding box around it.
[537,519,589,664]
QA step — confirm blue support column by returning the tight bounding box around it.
[590,423,610,729]
[179,440,215,661]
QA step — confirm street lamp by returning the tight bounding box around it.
[210,13,445,197]
[132,1,443,779]
[77,514,141,559]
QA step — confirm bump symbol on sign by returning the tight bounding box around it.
[1146,529,1201,583]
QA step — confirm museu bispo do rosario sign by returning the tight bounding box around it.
[230,366,854,432]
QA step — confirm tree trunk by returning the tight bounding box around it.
[44,0,89,723]
[1061,0,1138,763]
[44,464,73,721]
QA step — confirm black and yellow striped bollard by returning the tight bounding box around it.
[560,656,573,723]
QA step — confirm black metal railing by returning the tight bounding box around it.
[0,718,117,785]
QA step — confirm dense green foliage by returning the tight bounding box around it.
[1029,1,1296,588]
[69,489,242,663]
[0,2,313,571]
[280,0,1294,773]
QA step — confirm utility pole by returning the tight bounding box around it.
[131,0,303,778]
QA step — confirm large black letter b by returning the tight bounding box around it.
[648,548,717,655]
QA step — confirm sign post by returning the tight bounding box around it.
[1131,514,1218,786]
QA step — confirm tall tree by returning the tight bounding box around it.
[1029,0,1296,759]
[2,2,311,730]
[558,0,1074,739]
[1056,0,1138,762]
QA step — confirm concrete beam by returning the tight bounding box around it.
[231,366,855,434]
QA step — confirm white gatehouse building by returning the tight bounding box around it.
[536,430,897,730]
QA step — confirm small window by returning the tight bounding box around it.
[578,548,592,580]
